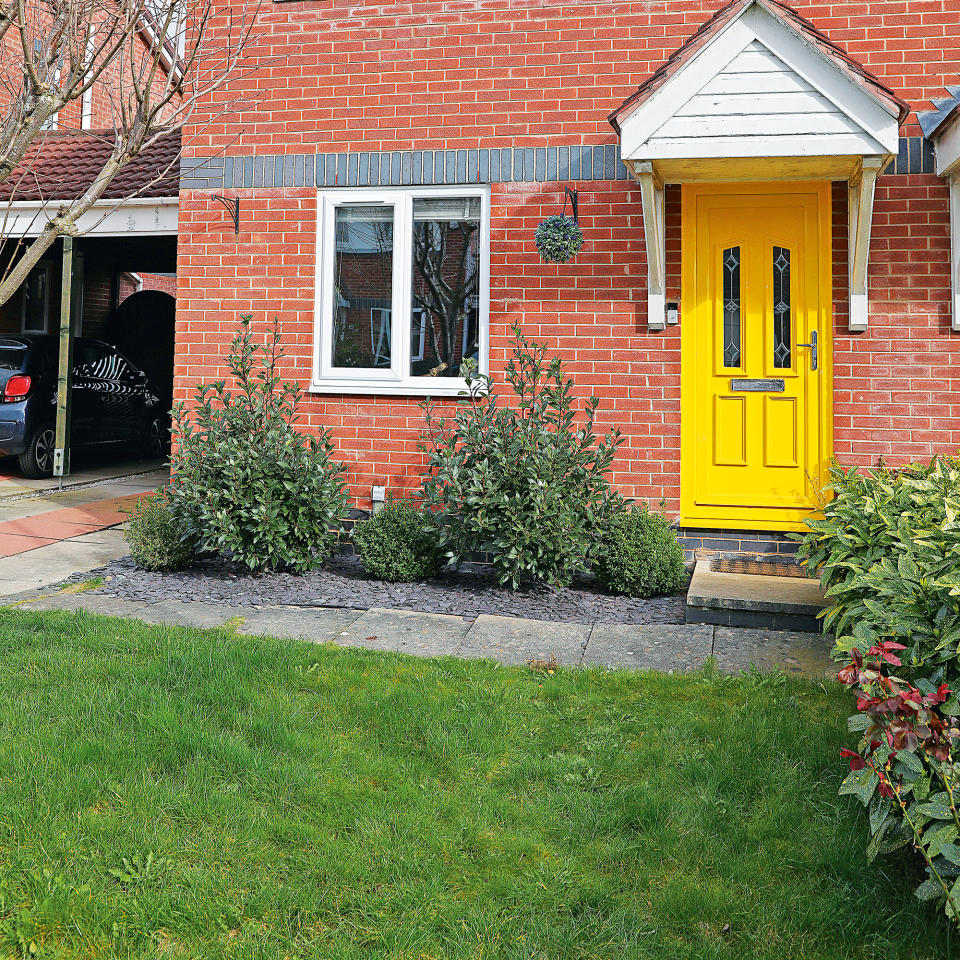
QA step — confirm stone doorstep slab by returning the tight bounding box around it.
[686,559,828,616]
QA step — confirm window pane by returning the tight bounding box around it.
[773,246,791,369]
[332,205,393,369]
[411,197,482,378]
[722,246,741,368]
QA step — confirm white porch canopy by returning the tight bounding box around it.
[924,90,960,331]
[610,0,907,331]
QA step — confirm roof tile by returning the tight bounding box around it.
[0,129,180,202]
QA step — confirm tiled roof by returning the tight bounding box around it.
[918,86,960,140]
[0,129,180,202]
[609,0,909,132]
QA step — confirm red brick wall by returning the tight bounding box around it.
[177,0,960,513]
[137,273,178,298]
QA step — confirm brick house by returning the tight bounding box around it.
[178,0,960,554]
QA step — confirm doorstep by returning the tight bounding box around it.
[685,559,829,633]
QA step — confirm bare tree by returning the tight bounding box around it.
[0,0,260,306]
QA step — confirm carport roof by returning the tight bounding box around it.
[0,129,180,203]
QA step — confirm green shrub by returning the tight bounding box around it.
[124,492,195,571]
[419,325,625,590]
[595,505,688,597]
[168,316,349,573]
[352,500,443,582]
[797,456,960,928]
[796,457,960,676]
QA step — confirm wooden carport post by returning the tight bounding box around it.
[53,236,74,482]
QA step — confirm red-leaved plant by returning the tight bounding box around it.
[838,641,960,922]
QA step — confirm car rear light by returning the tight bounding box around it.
[2,375,31,402]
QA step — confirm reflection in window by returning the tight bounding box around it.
[22,263,49,333]
[722,246,741,368]
[332,206,394,369]
[773,246,791,369]
[411,197,481,378]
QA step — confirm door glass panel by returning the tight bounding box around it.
[722,246,741,368]
[411,197,481,378]
[332,205,394,369]
[773,246,791,369]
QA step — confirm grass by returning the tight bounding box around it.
[0,607,948,960]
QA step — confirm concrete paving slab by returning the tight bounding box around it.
[19,594,251,632]
[238,606,364,644]
[583,623,714,672]
[0,528,128,597]
[335,607,473,657]
[713,626,834,678]
[457,614,590,666]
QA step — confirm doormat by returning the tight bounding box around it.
[710,556,811,579]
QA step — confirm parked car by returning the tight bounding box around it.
[0,334,167,478]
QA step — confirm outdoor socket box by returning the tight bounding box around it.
[371,485,386,515]
[666,302,679,325]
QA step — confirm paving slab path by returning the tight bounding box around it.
[5,588,837,678]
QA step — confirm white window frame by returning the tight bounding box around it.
[80,35,98,130]
[411,306,426,363]
[312,185,490,396]
[21,261,51,333]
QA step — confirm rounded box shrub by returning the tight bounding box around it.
[595,506,688,597]
[352,500,443,582]
[125,492,196,572]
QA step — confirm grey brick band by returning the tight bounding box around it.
[180,137,936,191]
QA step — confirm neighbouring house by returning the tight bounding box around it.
[0,7,181,344]
[174,0,958,555]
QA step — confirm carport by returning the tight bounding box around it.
[0,130,179,477]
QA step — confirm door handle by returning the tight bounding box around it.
[798,330,818,371]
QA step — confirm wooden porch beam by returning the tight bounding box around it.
[950,176,960,332]
[848,155,884,331]
[632,160,666,331]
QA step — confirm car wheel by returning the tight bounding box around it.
[18,424,56,479]
[140,415,167,460]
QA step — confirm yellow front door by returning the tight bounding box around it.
[681,183,832,531]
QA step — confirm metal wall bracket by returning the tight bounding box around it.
[563,186,579,223]
[214,194,241,235]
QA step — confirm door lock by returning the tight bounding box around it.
[798,330,818,371]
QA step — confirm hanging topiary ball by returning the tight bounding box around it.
[535,214,584,264]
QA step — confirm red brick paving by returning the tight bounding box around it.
[0,493,148,559]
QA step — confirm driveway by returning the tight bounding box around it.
[0,464,166,597]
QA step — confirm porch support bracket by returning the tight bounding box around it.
[950,175,960,332]
[848,155,884,332]
[632,161,666,331]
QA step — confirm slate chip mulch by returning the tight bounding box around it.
[69,554,687,625]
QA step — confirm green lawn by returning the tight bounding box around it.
[0,607,948,959]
